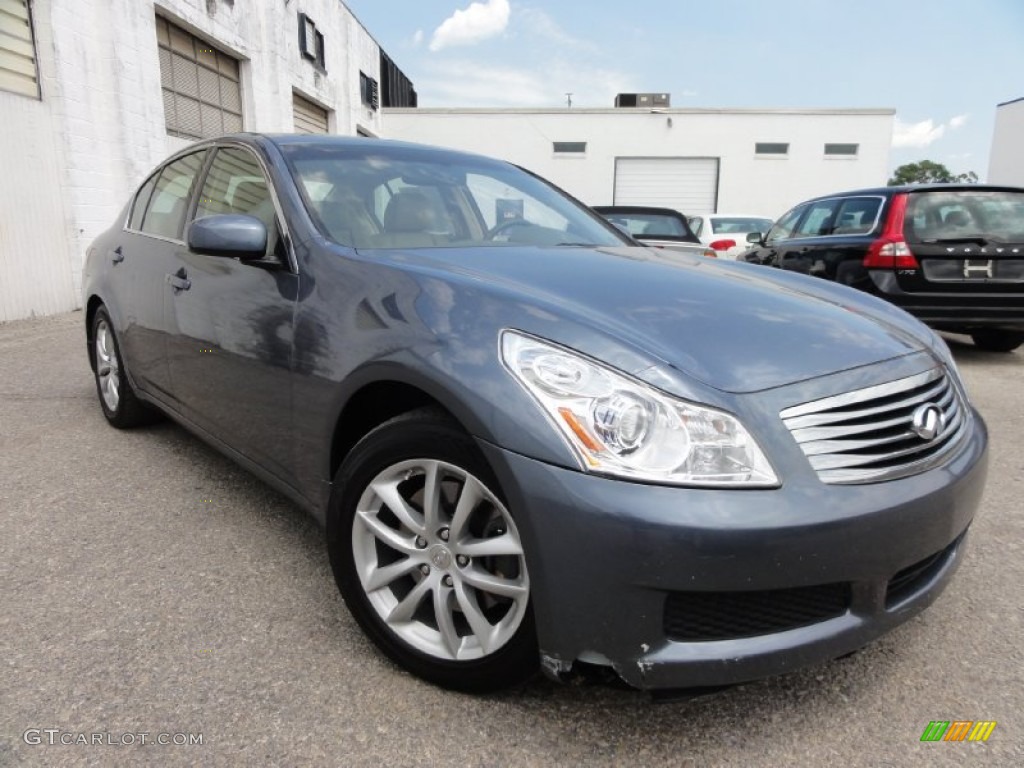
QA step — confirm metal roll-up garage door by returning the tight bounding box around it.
[293,93,329,134]
[613,157,720,214]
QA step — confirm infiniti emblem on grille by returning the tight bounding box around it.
[911,404,945,442]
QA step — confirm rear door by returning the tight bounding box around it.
[898,189,1024,295]
[164,144,300,480]
[119,150,209,398]
[776,196,884,282]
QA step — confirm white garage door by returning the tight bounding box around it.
[613,157,719,214]
[293,93,329,134]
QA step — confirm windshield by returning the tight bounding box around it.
[905,190,1024,243]
[280,143,628,249]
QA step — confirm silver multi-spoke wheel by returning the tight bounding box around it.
[94,319,121,412]
[352,458,530,662]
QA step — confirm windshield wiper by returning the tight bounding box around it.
[920,235,1004,246]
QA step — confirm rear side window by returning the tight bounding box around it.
[905,190,1024,242]
[140,151,207,239]
[794,200,840,237]
[129,175,158,231]
[831,197,881,235]
[689,217,704,236]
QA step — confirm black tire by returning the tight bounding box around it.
[970,330,1024,353]
[327,407,538,692]
[89,307,160,428]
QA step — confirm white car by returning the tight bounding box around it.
[688,214,774,260]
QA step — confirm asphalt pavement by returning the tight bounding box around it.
[1,311,1022,767]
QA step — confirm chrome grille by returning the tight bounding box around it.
[780,367,968,484]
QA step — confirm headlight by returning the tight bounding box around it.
[500,331,778,487]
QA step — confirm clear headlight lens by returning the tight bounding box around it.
[501,331,778,487]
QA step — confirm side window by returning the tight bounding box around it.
[793,200,840,238]
[196,148,277,229]
[140,151,207,239]
[766,204,805,244]
[129,175,158,230]
[832,197,881,235]
[689,217,704,237]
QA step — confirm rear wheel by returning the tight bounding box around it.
[90,307,159,428]
[328,408,537,692]
[970,330,1024,353]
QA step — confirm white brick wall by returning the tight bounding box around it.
[382,108,895,219]
[1,0,387,322]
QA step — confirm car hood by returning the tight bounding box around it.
[363,244,932,394]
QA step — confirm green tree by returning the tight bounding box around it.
[888,160,979,186]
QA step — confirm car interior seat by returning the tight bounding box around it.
[943,209,970,227]
[315,188,381,247]
[383,190,441,233]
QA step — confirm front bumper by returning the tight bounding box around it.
[478,409,988,691]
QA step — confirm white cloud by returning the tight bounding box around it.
[417,59,634,108]
[892,118,945,148]
[429,0,510,52]
[949,113,969,129]
[412,29,424,47]
[517,7,592,50]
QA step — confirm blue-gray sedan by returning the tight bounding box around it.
[83,135,988,693]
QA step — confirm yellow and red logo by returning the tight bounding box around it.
[920,721,997,742]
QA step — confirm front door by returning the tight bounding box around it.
[165,146,300,482]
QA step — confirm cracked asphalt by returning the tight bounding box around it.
[1,311,1022,767]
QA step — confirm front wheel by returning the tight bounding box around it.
[970,329,1024,353]
[328,408,537,692]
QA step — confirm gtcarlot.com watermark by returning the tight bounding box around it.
[23,729,203,747]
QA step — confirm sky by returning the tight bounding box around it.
[344,0,1024,180]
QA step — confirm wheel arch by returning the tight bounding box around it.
[327,369,486,484]
[84,295,105,371]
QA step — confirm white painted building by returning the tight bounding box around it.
[988,97,1024,186]
[383,106,895,221]
[0,0,414,322]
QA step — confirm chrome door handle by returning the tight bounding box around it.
[166,271,191,292]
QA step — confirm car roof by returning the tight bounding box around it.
[802,183,1024,202]
[176,132,513,167]
[592,206,686,217]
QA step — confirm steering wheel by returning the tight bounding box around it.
[488,219,532,241]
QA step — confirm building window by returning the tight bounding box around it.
[360,71,379,110]
[0,0,40,98]
[293,92,329,134]
[379,51,416,108]
[156,15,242,140]
[755,142,789,155]
[553,142,587,154]
[298,13,325,70]
[825,143,859,156]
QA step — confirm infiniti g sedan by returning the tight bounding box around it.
[83,135,988,693]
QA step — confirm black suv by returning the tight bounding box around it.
[743,184,1024,351]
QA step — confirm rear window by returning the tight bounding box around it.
[905,190,1024,243]
[710,217,773,234]
[603,212,691,239]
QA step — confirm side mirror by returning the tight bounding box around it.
[188,214,268,260]
[746,231,766,245]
